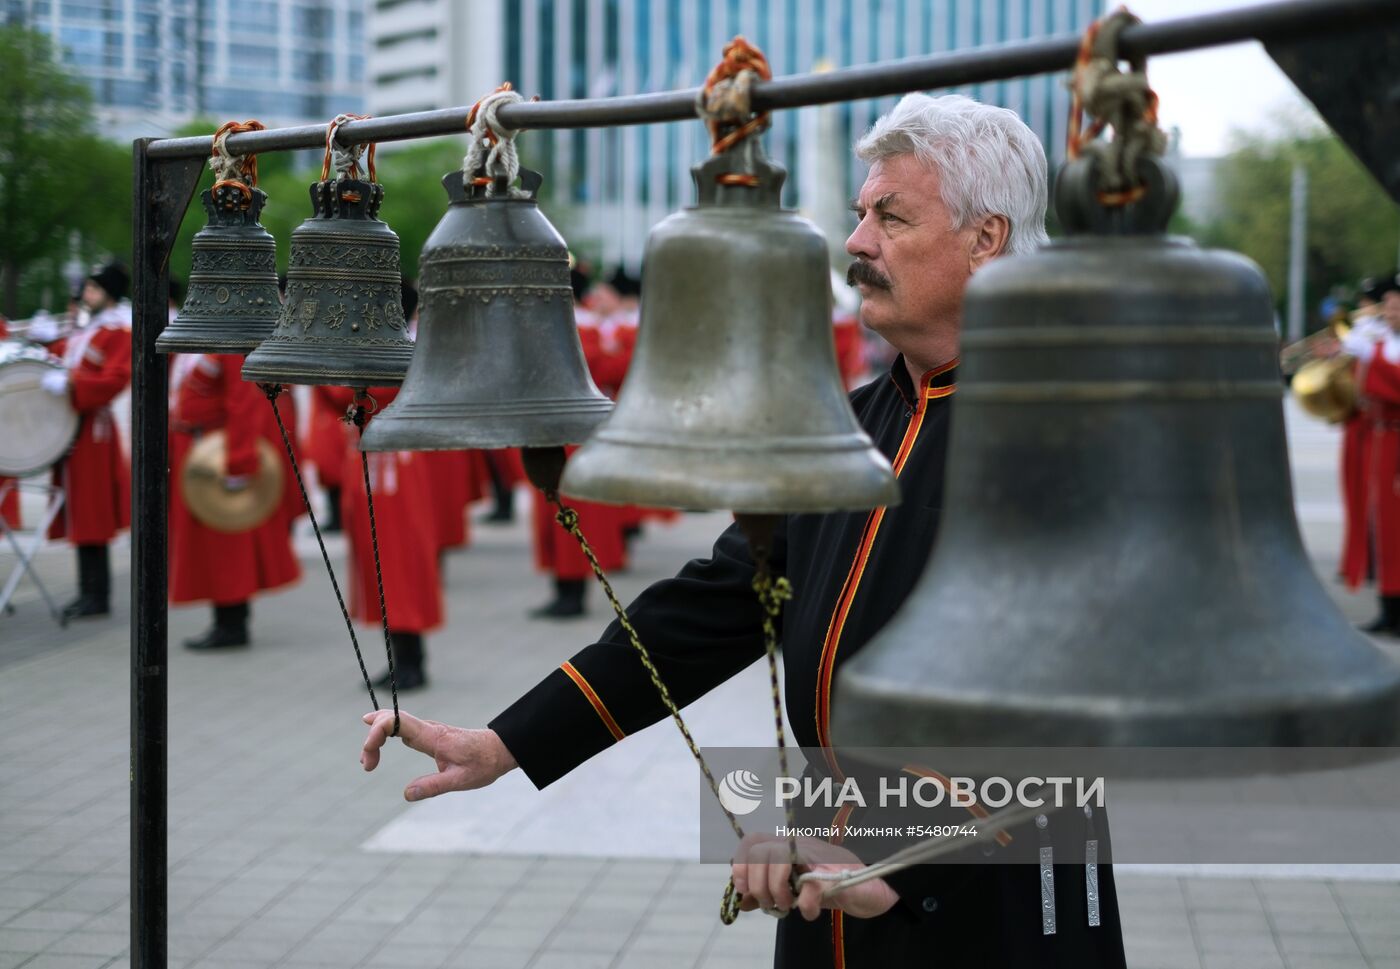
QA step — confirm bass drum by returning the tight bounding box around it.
[0,341,80,477]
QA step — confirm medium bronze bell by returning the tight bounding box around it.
[359,168,611,451]
[241,176,413,387]
[833,157,1400,759]
[559,138,898,514]
[156,182,281,354]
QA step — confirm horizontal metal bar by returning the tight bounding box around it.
[146,0,1398,161]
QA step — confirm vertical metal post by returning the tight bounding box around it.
[1286,162,1308,342]
[130,139,202,969]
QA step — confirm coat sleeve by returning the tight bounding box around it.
[489,518,785,789]
[1364,353,1400,404]
[69,328,133,413]
[221,356,261,478]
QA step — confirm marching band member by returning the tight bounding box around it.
[169,353,301,649]
[0,315,19,530]
[41,263,132,620]
[1339,278,1390,594]
[528,269,628,619]
[1344,275,1400,634]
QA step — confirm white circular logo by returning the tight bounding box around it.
[717,769,764,816]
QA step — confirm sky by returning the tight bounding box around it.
[1126,0,1318,158]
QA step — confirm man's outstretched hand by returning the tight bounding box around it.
[360,711,518,801]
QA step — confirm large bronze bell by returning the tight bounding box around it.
[241,176,413,387]
[832,156,1400,758]
[559,137,898,514]
[359,168,611,451]
[157,182,281,354]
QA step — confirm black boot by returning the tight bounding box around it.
[372,631,427,690]
[529,578,586,619]
[62,544,111,620]
[479,457,514,524]
[322,487,343,533]
[185,602,250,650]
[1361,595,1400,635]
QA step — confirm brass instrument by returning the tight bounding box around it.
[1286,320,1359,424]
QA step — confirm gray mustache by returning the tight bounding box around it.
[847,261,891,290]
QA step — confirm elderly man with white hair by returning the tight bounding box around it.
[360,94,1128,967]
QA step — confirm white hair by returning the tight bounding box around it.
[856,93,1050,257]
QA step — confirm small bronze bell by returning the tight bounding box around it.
[157,181,281,354]
[242,151,413,387]
[832,156,1400,759]
[559,137,898,514]
[359,168,611,451]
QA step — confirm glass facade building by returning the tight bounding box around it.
[497,0,1105,267]
[3,0,366,137]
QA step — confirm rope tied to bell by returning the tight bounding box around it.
[320,113,378,187]
[209,119,265,208]
[464,83,531,197]
[696,37,773,187]
[1067,6,1166,207]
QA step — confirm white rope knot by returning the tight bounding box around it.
[696,68,761,127]
[209,127,248,185]
[463,89,528,197]
[328,113,367,181]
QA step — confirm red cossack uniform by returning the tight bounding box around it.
[833,310,867,390]
[49,307,132,544]
[532,311,630,579]
[0,320,17,529]
[422,449,474,551]
[327,387,444,634]
[304,385,349,491]
[1362,352,1400,594]
[168,354,300,605]
[1339,371,1372,590]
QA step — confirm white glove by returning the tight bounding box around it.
[39,370,69,396]
[1340,332,1378,362]
[26,313,60,343]
[223,475,252,492]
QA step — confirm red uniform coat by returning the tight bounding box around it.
[531,312,630,580]
[168,354,300,605]
[1339,398,1371,590]
[48,308,132,544]
[0,321,17,529]
[422,449,473,551]
[1361,351,1400,594]
[304,386,349,491]
[327,387,443,634]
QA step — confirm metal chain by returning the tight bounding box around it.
[350,400,399,739]
[751,557,798,871]
[260,386,386,724]
[548,496,744,924]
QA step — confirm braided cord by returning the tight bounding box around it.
[352,402,399,738]
[261,387,384,720]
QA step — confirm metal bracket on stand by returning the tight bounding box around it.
[0,478,67,625]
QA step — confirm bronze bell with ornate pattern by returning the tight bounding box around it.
[157,180,281,354]
[359,166,612,451]
[242,122,413,388]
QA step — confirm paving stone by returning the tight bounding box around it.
[439,946,533,969]
[13,956,112,969]
[42,933,128,958]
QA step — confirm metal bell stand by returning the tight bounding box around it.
[128,1,1400,965]
[0,478,67,625]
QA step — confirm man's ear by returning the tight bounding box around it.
[969,214,1010,271]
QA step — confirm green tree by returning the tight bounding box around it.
[1206,129,1400,328]
[0,24,124,318]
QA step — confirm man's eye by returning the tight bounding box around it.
[880,212,901,223]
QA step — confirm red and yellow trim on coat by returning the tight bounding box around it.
[814,360,958,780]
[828,801,857,969]
[901,765,1014,848]
[560,661,625,742]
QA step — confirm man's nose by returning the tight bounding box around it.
[846,217,875,260]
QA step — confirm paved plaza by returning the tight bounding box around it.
[2,397,1399,969]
